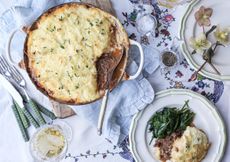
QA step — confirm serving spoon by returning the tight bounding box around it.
[97,48,124,136]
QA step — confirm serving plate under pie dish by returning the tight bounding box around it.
[129,89,226,162]
[180,0,230,81]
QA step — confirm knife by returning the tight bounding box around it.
[0,74,24,107]
[0,74,39,128]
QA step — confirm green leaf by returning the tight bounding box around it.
[148,100,195,144]
[197,73,204,80]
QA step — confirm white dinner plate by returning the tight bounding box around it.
[180,0,230,81]
[129,89,226,162]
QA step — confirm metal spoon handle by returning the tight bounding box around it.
[97,89,110,136]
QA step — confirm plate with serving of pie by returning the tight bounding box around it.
[129,89,226,162]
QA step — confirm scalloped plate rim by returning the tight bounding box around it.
[179,0,230,81]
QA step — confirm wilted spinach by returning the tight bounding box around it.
[148,100,195,144]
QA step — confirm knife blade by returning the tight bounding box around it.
[0,74,24,108]
[0,74,40,128]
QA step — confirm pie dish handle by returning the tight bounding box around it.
[128,39,144,80]
[6,30,145,80]
[6,28,25,66]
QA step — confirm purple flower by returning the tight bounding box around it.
[175,70,183,78]
[195,6,213,26]
[191,86,199,92]
[201,91,207,96]
[129,33,137,40]
[163,14,174,23]
[160,29,170,36]
[173,81,184,88]
[188,72,198,82]
[196,80,205,89]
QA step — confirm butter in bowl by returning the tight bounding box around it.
[30,123,70,162]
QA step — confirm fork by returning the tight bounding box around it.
[0,55,46,126]
[0,55,40,128]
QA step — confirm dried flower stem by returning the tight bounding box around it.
[213,41,225,50]
[202,26,205,33]
[205,25,217,38]
[208,41,223,75]
[191,50,196,55]
[189,60,207,82]
[191,25,222,75]
[196,60,207,74]
[210,63,221,75]
[195,41,222,75]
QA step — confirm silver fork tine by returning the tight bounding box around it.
[0,55,21,81]
[0,56,8,73]
[0,56,9,67]
[0,63,5,74]
[12,66,23,80]
[0,56,27,88]
[0,58,4,70]
[8,65,21,82]
[0,55,46,126]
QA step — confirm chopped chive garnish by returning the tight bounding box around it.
[60,45,65,49]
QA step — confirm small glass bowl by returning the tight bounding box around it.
[159,48,181,73]
[30,121,72,162]
[134,3,158,36]
[136,13,157,36]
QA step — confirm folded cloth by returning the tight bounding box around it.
[71,42,157,144]
[0,0,157,145]
[72,64,155,144]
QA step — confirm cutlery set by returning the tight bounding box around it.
[0,55,56,141]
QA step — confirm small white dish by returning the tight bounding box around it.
[30,120,72,162]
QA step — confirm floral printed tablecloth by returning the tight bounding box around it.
[0,0,229,162]
[64,1,229,162]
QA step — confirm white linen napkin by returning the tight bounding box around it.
[0,0,157,145]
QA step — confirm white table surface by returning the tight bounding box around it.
[0,0,229,162]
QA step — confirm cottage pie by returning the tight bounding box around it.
[24,3,129,104]
[154,126,210,162]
